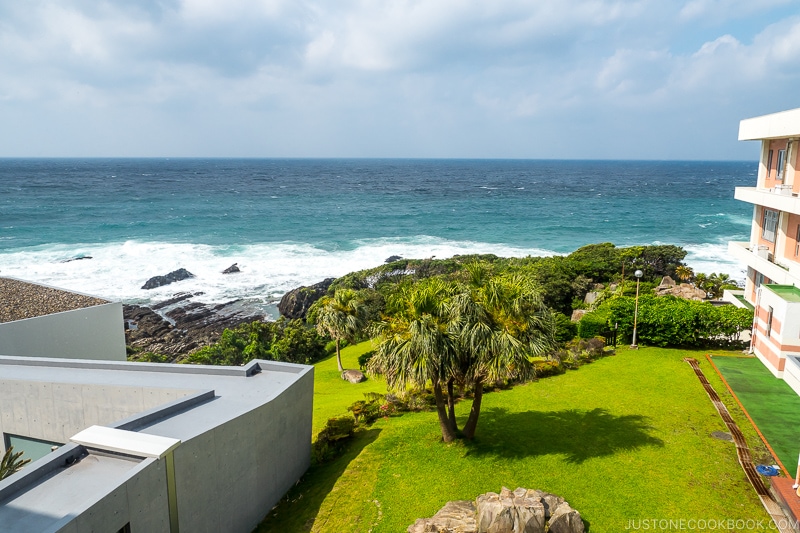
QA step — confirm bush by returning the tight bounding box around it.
[358,350,375,370]
[183,318,328,366]
[598,295,753,348]
[577,310,609,339]
[553,312,578,344]
[312,416,357,464]
[533,360,565,378]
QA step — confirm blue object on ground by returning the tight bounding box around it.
[756,464,780,476]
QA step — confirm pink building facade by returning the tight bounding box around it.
[727,108,800,395]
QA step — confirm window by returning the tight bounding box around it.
[768,149,774,177]
[777,149,787,181]
[766,306,774,338]
[762,209,779,242]
[795,224,800,256]
[755,272,765,288]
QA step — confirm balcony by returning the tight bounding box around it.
[735,186,800,215]
[728,241,798,285]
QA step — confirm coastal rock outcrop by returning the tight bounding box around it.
[385,255,404,263]
[141,268,195,290]
[124,296,263,357]
[278,278,334,319]
[222,263,240,274]
[408,487,584,533]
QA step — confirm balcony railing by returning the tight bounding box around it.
[734,186,800,215]
[728,241,796,285]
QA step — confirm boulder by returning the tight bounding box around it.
[278,278,335,319]
[409,488,582,533]
[583,292,599,305]
[659,276,676,287]
[385,255,404,263]
[408,500,477,533]
[570,310,587,322]
[547,502,585,533]
[222,263,240,274]
[476,487,545,533]
[141,268,195,290]
[342,369,366,383]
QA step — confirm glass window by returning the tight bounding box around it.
[777,149,787,181]
[4,434,62,463]
[795,225,800,256]
[762,209,778,242]
[768,149,774,177]
[766,306,774,338]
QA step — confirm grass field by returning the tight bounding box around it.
[258,345,773,532]
[711,354,800,477]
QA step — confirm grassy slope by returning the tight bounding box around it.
[259,345,772,533]
[711,354,800,477]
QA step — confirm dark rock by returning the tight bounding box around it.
[278,278,334,319]
[141,268,195,290]
[61,256,93,263]
[548,502,584,533]
[123,299,263,357]
[342,369,366,384]
[385,255,404,263]
[222,263,240,274]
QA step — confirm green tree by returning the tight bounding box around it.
[454,268,557,439]
[369,279,461,442]
[313,289,368,372]
[0,446,29,481]
[675,265,694,282]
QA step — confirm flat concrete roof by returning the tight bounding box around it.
[0,278,109,324]
[0,452,143,532]
[739,107,800,141]
[0,356,312,531]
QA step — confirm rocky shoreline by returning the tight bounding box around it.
[124,292,265,357]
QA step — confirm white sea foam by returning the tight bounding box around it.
[0,238,555,314]
[0,237,747,315]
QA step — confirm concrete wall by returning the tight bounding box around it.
[0,380,194,449]
[55,458,172,533]
[0,303,126,361]
[173,368,313,533]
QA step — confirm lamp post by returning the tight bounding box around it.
[631,269,643,349]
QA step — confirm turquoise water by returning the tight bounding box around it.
[0,159,755,313]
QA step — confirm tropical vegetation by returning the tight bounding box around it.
[0,446,29,481]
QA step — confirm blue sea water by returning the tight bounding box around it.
[0,158,755,315]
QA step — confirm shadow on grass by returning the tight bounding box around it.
[465,407,663,463]
[256,428,381,532]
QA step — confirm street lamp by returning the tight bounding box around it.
[631,269,643,349]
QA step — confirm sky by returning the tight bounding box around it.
[1,0,799,159]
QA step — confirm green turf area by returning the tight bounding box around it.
[710,354,800,477]
[259,345,772,533]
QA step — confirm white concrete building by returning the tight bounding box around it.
[0,356,313,533]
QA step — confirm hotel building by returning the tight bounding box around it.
[728,107,800,395]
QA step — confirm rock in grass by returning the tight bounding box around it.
[409,488,583,533]
[342,369,366,383]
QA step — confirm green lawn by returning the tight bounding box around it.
[711,354,800,477]
[259,345,773,532]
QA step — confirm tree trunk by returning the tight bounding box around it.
[335,338,344,372]
[462,381,484,440]
[433,382,457,442]
[446,378,458,431]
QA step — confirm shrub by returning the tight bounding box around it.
[358,350,375,370]
[312,416,357,464]
[553,312,578,344]
[577,310,609,339]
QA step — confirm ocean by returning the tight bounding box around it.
[0,158,755,318]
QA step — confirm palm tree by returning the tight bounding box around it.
[675,265,694,282]
[369,279,460,442]
[0,446,29,481]
[314,289,367,372]
[454,268,557,439]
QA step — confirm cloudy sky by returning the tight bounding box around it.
[1,0,798,159]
